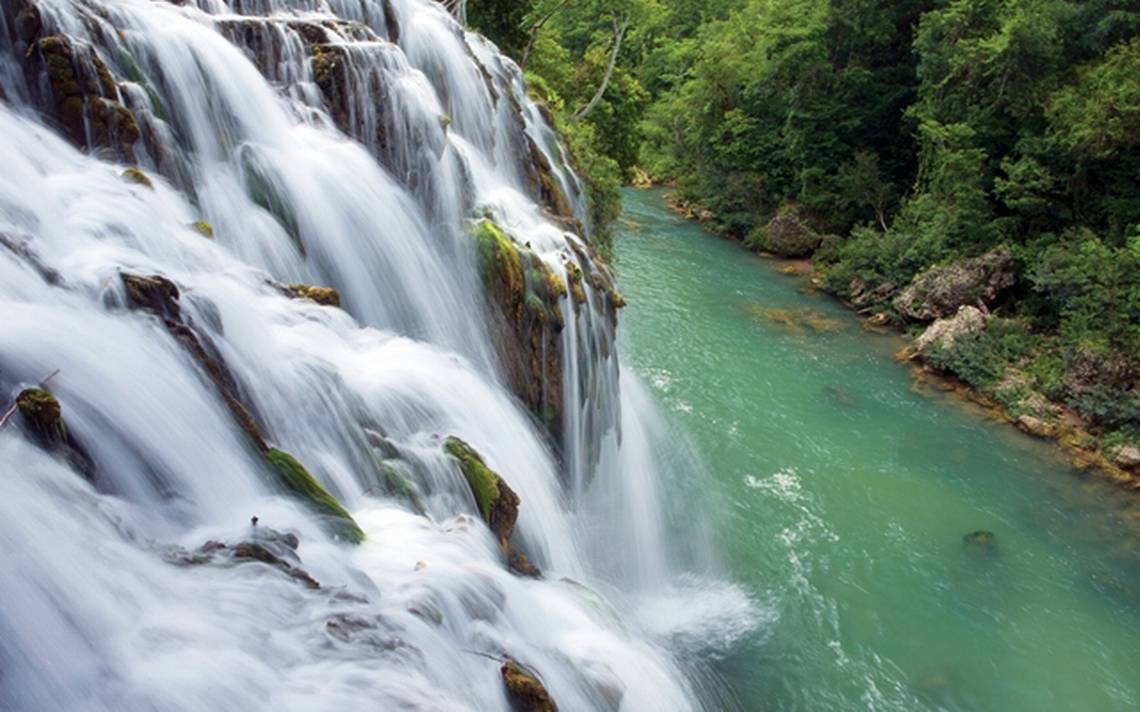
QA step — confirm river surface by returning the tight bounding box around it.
[614,189,1140,712]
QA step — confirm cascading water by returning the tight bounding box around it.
[0,1,757,709]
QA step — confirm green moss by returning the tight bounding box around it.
[121,167,153,189]
[472,219,524,301]
[191,220,214,238]
[265,448,365,544]
[444,437,500,522]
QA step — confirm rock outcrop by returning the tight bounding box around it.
[894,247,1016,322]
[471,219,567,435]
[266,449,365,544]
[21,32,140,159]
[445,437,539,577]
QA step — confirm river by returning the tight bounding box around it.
[615,189,1140,711]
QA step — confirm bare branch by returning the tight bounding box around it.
[572,15,630,122]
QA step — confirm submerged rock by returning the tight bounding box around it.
[501,660,558,712]
[164,526,319,589]
[265,448,365,544]
[444,437,538,577]
[962,530,997,555]
[894,247,1016,322]
[15,387,96,481]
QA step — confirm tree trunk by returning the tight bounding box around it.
[572,15,629,122]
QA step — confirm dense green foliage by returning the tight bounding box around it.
[467,0,1140,450]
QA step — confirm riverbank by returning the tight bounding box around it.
[660,189,1140,492]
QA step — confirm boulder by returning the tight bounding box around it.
[754,205,821,258]
[894,247,1016,322]
[501,660,558,712]
[911,306,988,356]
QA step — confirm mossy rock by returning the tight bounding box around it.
[444,437,519,543]
[286,283,342,308]
[16,387,96,481]
[501,660,558,712]
[16,388,66,447]
[191,220,214,238]
[265,448,365,544]
[121,167,153,189]
[473,219,525,305]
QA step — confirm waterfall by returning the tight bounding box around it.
[0,1,753,709]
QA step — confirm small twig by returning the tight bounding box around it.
[0,368,62,428]
[462,649,509,664]
[0,403,17,429]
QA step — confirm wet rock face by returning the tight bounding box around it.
[15,388,97,482]
[119,273,365,544]
[445,437,539,577]
[501,660,558,712]
[894,247,1017,322]
[756,205,822,258]
[471,219,567,436]
[21,33,140,158]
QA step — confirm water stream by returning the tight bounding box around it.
[615,188,1140,712]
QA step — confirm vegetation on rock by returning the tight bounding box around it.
[265,448,365,544]
[444,436,539,576]
[500,659,558,712]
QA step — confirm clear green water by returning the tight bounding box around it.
[614,189,1140,712]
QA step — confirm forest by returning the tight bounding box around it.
[469,0,1140,471]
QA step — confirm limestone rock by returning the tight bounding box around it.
[1017,414,1058,438]
[912,306,989,356]
[894,247,1016,322]
[265,448,365,544]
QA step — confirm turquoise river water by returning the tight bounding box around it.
[614,189,1140,712]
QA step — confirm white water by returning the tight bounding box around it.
[0,1,754,709]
